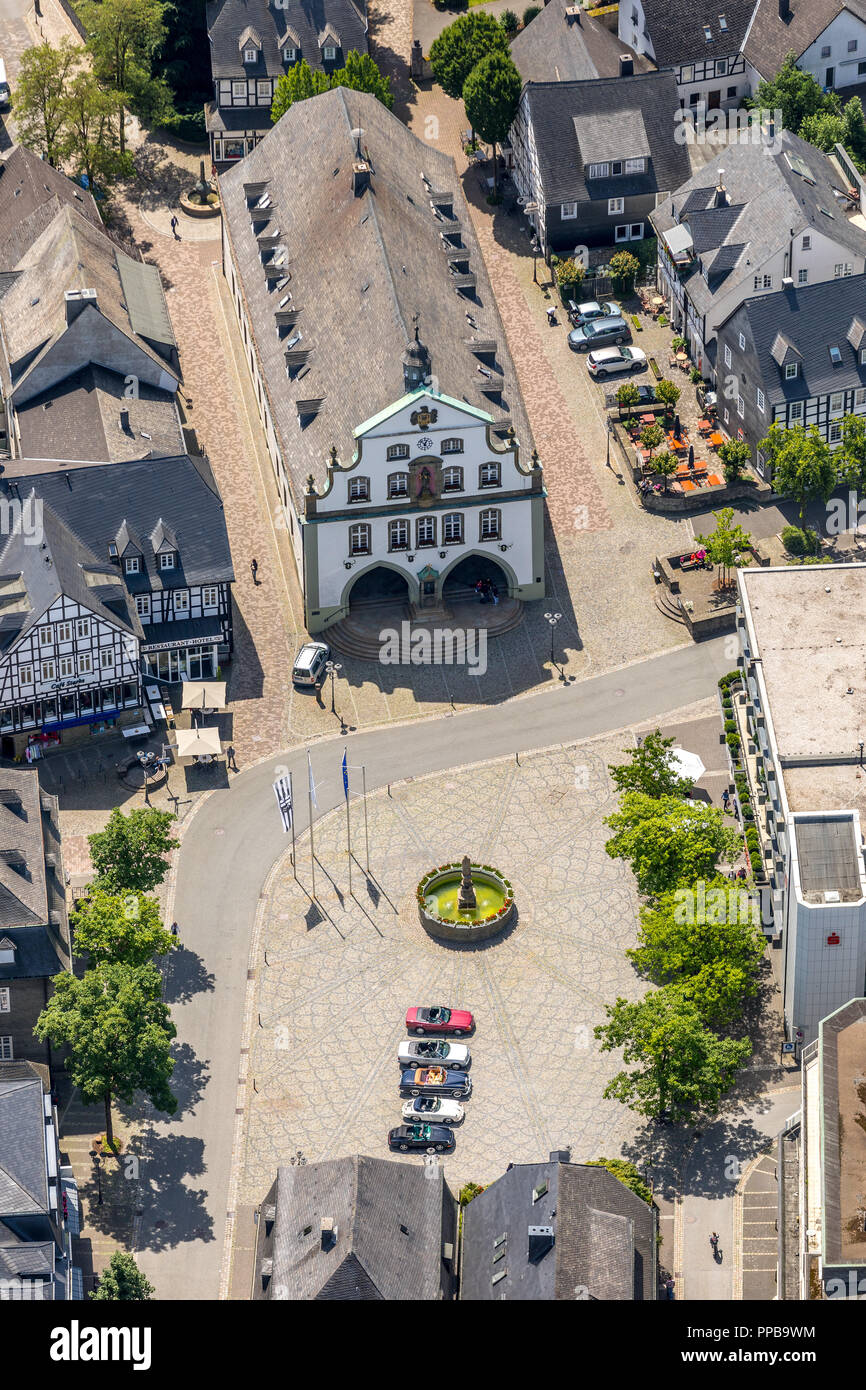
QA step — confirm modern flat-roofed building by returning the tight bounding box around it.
[736,564,866,1044]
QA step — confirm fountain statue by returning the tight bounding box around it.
[457,855,477,912]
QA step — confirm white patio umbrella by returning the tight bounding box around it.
[670,747,706,783]
[174,726,223,759]
[181,680,227,711]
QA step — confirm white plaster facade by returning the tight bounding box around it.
[745,7,866,91]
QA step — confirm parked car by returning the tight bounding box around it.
[388,1123,456,1154]
[0,60,10,112]
[568,316,631,352]
[405,1005,473,1035]
[587,346,647,378]
[400,1067,473,1099]
[567,299,620,327]
[398,1039,470,1070]
[292,641,330,687]
[631,384,657,405]
[402,1096,464,1124]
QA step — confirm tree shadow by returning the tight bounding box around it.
[162,942,216,1006]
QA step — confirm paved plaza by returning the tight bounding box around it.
[234,736,649,1215]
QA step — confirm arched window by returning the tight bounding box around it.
[388,472,409,499]
[479,509,501,541]
[349,523,371,555]
[387,444,410,461]
[442,513,463,544]
[348,476,370,502]
[479,461,501,488]
[443,466,463,492]
[441,437,464,454]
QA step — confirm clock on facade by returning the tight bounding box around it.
[418,437,434,451]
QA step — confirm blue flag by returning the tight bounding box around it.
[342,749,349,800]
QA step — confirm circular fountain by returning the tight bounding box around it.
[417,855,515,943]
[179,159,220,219]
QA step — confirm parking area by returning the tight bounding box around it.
[233,735,650,1215]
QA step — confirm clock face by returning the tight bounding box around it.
[418,437,434,452]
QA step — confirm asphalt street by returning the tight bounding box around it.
[135,635,733,1298]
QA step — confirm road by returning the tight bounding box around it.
[134,634,733,1299]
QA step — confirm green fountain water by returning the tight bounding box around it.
[425,878,507,923]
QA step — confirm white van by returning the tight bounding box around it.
[0,60,10,112]
[292,641,330,687]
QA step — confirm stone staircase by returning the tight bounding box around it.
[327,597,525,662]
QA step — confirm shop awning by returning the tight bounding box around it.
[181,680,227,711]
[173,726,223,759]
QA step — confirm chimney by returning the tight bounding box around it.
[714,168,727,207]
[352,160,370,196]
[119,408,131,432]
[528,1225,556,1263]
[779,0,791,20]
[619,54,634,77]
[320,1217,337,1250]
[565,4,581,22]
[64,288,97,325]
[549,1149,570,1163]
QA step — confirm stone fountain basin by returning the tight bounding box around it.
[179,190,220,219]
[417,864,515,943]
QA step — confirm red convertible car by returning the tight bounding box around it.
[405,1005,474,1036]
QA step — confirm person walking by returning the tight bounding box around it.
[475,579,484,603]
[722,788,730,811]
[170,921,179,939]
[170,215,180,241]
[546,305,556,326]
[491,582,499,606]
[226,744,237,771]
[250,557,259,585]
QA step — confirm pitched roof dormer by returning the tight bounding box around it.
[239,26,263,62]
[770,331,802,370]
[114,520,144,566]
[150,518,178,555]
[279,26,302,59]
[319,25,342,54]
[847,315,866,353]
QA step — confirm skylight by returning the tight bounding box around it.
[829,346,842,364]
[704,24,712,40]
[719,14,728,29]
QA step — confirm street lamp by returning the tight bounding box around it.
[89,1149,104,1206]
[543,611,562,670]
[519,199,541,283]
[324,659,344,731]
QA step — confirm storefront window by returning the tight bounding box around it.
[122,682,138,706]
[0,708,12,731]
[60,695,76,721]
[223,139,246,161]
[19,703,36,727]
[42,699,58,724]
[101,688,116,711]
[79,690,95,715]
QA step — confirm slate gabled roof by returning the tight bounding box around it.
[0,1067,49,1218]
[206,0,367,79]
[511,0,650,83]
[270,1154,448,1300]
[744,0,866,79]
[522,70,691,207]
[640,0,756,66]
[0,147,102,274]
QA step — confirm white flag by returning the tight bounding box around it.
[307,750,318,809]
[273,775,293,833]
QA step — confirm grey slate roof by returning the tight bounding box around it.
[521,71,691,208]
[269,1155,447,1300]
[220,87,532,503]
[0,1067,49,1218]
[510,0,650,84]
[14,364,184,465]
[744,0,866,79]
[721,273,866,406]
[0,770,50,930]
[652,131,866,319]
[640,0,756,67]
[460,1158,656,1301]
[2,455,235,605]
[0,147,102,274]
[206,0,368,79]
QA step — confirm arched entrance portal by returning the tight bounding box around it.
[442,554,512,605]
[347,565,411,616]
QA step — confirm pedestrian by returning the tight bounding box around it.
[722,788,730,811]
[475,579,484,602]
[250,557,259,584]
[665,1277,675,1300]
[227,743,237,771]
[546,305,556,326]
[491,582,499,606]
[170,921,178,938]
[170,215,180,241]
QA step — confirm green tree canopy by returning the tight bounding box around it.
[14,40,81,167]
[78,0,171,152]
[835,412,866,493]
[639,422,665,456]
[615,381,640,412]
[717,437,751,485]
[595,989,751,1122]
[271,51,392,122]
[91,1251,155,1301]
[87,807,178,894]
[72,889,174,968]
[608,730,695,800]
[35,961,177,1145]
[60,69,133,191]
[463,51,522,196]
[655,378,681,410]
[429,11,509,102]
[271,58,330,120]
[628,878,765,1025]
[695,506,753,587]
[585,1157,653,1205]
[604,793,741,897]
[752,53,835,133]
[762,423,836,520]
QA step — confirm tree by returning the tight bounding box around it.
[752,53,835,134]
[91,1251,155,1301]
[14,40,81,167]
[628,880,765,1026]
[271,59,330,121]
[595,989,751,1122]
[695,507,752,588]
[608,730,695,800]
[331,50,393,110]
[555,257,584,299]
[608,249,640,288]
[655,378,681,413]
[72,888,174,967]
[522,6,541,25]
[60,70,133,191]
[77,0,170,153]
[842,95,866,165]
[88,807,178,894]
[429,12,509,102]
[764,423,836,520]
[835,412,866,492]
[639,422,664,457]
[499,9,519,37]
[615,381,640,414]
[604,793,740,897]
[799,107,846,155]
[717,437,751,485]
[585,1157,653,1205]
[653,450,678,494]
[34,962,177,1147]
[463,52,522,197]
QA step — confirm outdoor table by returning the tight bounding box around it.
[706,473,724,487]
[709,431,725,448]
[640,413,656,424]
[122,723,150,740]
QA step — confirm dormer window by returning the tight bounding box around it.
[624,157,645,174]
[785,363,799,380]
[244,48,258,63]
[323,45,337,61]
[283,47,297,62]
[125,556,141,575]
[159,551,177,571]
[108,541,118,559]
[0,939,16,966]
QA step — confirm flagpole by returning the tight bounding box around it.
[361,764,370,874]
[344,747,352,896]
[307,752,316,900]
[289,769,297,878]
